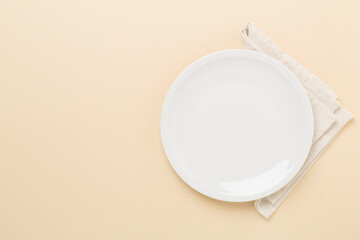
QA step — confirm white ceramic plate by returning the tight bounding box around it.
[160,50,314,202]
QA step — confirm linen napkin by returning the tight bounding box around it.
[241,23,353,219]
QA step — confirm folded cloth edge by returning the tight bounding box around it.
[241,22,353,219]
[255,106,352,218]
[242,22,340,112]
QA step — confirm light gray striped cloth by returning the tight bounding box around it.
[241,22,353,219]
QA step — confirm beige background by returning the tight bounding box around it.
[0,0,359,239]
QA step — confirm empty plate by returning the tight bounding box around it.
[160,49,314,202]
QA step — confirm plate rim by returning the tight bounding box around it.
[160,49,314,202]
